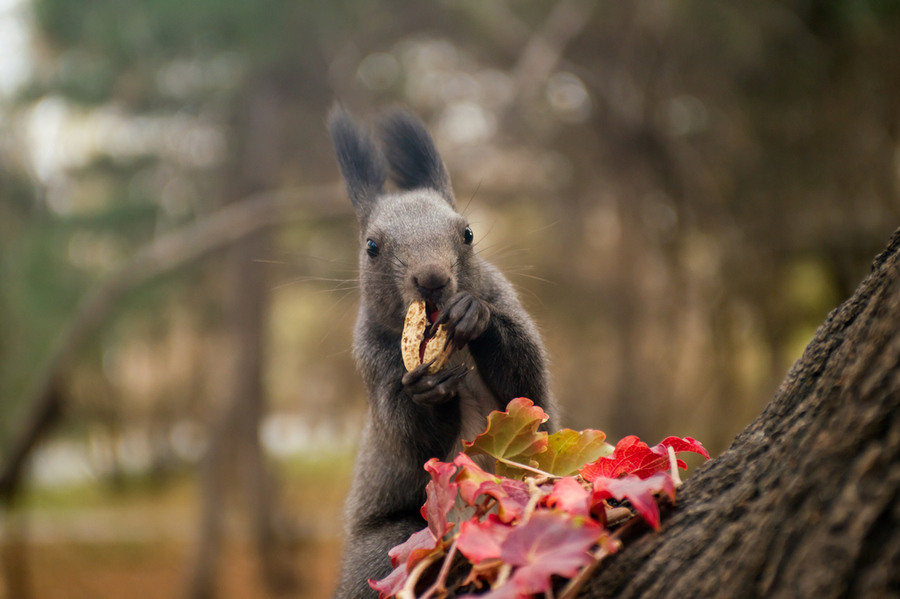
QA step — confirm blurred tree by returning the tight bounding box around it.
[5,0,382,596]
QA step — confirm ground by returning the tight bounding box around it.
[2,453,351,599]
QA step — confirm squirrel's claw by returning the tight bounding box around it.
[403,363,467,406]
[433,292,490,350]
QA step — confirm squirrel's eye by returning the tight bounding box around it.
[464,226,474,245]
[366,239,379,258]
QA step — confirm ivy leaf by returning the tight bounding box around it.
[463,397,549,476]
[580,435,709,481]
[580,436,658,480]
[388,527,439,569]
[500,511,603,595]
[373,427,708,599]
[454,453,498,505]
[454,453,531,523]
[533,428,613,476]
[369,528,439,598]
[461,582,519,599]
[421,458,458,540]
[657,436,710,460]
[456,514,512,563]
[542,476,591,518]
[590,472,676,530]
[368,562,407,599]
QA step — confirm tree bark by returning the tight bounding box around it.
[581,228,900,598]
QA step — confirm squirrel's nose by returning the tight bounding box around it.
[412,267,450,299]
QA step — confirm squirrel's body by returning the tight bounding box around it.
[329,109,555,599]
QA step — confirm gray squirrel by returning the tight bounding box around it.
[328,107,556,599]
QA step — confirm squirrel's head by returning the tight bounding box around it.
[329,107,480,331]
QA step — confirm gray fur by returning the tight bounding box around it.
[377,108,455,203]
[329,108,556,599]
[329,106,387,223]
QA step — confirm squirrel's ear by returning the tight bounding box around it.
[328,106,386,222]
[378,109,455,207]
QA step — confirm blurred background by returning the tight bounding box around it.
[1,0,898,597]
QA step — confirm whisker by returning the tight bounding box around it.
[311,283,361,296]
[495,249,532,260]
[523,220,561,236]
[316,291,360,346]
[255,250,359,269]
[514,283,545,306]
[461,180,482,218]
[473,221,497,247]
[473,240,515,259]
[269,275,359,291]
[508,272,555,285]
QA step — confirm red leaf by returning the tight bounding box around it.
[590,472,676,530]
[500,511,603,594]
[579,435,647,480]
[421,458,458,539]
[580,435,709,481]
[453,453,530,522]
[368,563,407,599]
[656,436,710,460]
[370,528,439,598]
[453,453,497,505]
[542,476,591,518]
[387,527,438,569]
[459,582,520,599]
[456,514,512,563]
[475,479,531,523]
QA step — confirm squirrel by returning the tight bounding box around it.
[328,107,556,598]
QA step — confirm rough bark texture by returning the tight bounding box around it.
[582,228,900,598]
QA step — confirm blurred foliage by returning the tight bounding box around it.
[1,0,900,595]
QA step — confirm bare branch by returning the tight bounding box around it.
[0,184,347,507]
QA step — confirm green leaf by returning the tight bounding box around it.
[534,429,614,477]
[463,397,549,476]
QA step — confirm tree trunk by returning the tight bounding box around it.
[581,228,900,598]
[186,80,299,599]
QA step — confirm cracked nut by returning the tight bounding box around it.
[401,300,453,373]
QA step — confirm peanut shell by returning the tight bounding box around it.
[401,300,452,373]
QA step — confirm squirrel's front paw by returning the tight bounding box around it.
[402,362,468,406]
[432,292,490,350]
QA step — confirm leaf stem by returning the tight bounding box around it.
[494,562,513,590]
[494,455,556,478]
[486,478,548,594]
[397,552,442,599]
[420,537,459,599]
[523,477,544,521]
[667,446,682,488]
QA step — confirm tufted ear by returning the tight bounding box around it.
[378,109,455,207]
[328,106,387,223]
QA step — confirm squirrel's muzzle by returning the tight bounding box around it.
[411,263,452,301]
